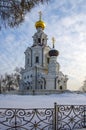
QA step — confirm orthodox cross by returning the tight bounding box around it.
[52,37,55,48]
[39,11,42,20]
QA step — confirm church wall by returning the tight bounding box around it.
[31,46,43,67]
[43,46,50,68]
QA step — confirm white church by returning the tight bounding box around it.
[19,12,68,94]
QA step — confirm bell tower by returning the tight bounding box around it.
[32,11,48,47]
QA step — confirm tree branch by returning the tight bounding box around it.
[0,0,49,29]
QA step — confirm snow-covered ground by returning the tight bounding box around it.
[0,92,86,108]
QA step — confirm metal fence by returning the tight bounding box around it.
[0,108,54,130]
[55,104,86,130]
[0,104,86,130]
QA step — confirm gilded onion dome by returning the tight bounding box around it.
[35,11,46,30]
[49,37,59,57]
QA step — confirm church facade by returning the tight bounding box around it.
[19,12,68,93]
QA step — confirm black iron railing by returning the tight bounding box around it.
[0,108,54,130]
[0,104,86,130]
[55,104,86,130]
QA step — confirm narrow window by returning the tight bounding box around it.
[38,38,41,43]
[60,86,62,90]
[27,58,29,64]
[36,56,39,63]
[42,39,44,44]
[47,58,50,64]
[41,85,42,89]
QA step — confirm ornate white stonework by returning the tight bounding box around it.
[19,13,68,92]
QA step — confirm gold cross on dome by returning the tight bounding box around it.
[38,11,42,20]
[52,37,55,48]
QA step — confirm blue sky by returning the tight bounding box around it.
[0,0,86,90]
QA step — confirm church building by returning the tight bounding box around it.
[19,12,68,93]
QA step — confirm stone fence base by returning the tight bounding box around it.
[3,89,67,95]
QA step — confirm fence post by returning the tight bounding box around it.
[54,102,57,130]
[83,105,86,128]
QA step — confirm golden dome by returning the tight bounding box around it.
[35,20,46,30]
[35,11,46,30]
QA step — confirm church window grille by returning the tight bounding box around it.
[36,56,39,63]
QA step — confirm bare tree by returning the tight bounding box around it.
[0,0,49,29]
[14,73,20,88]
[1,76,7,92]
[5,74,13,91]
